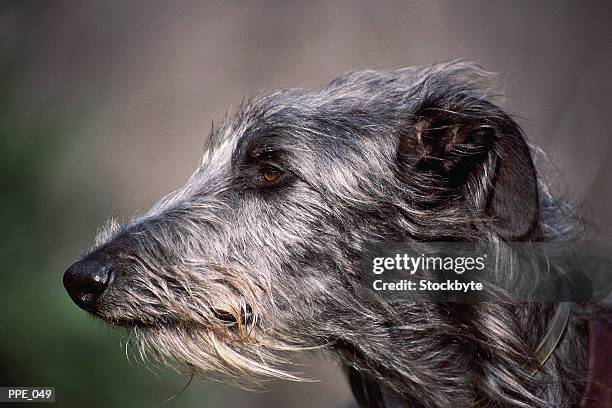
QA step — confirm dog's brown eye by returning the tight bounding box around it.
[260,163,282,183]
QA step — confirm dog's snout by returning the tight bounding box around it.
[63,258,112,311]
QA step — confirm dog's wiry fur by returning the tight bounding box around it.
[86,62,588,407]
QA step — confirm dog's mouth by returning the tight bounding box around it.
[212,308,250,325]
[96,306,254,332]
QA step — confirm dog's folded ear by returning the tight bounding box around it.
[397,96,539,240]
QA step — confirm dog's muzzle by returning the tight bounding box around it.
[63,257,113,312]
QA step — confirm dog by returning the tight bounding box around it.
[64,62,609,407]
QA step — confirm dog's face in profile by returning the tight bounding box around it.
[64,63,543,404]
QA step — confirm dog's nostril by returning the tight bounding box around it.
[63,259,113,312]
[89,264,112,292]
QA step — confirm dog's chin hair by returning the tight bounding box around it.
[130,325,312,388]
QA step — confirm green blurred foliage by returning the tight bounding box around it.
[0,4,214,407]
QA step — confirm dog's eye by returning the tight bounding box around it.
[260,163,282,183]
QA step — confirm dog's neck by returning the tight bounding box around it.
[340,303,606,408]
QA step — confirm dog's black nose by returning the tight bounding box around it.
[63,259,112,311]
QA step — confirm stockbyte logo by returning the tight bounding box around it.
[371,278,484,293]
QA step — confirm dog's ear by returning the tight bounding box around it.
[397,99,539,240]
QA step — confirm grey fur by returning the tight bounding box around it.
[77,62,588,407]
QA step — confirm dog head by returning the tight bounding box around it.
[64,63,543,403]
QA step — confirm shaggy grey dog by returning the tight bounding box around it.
[64,62,590,407]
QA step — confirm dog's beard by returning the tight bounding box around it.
[127,319,312,387]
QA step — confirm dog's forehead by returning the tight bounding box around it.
[199,95,317,164]
[196,67,427,175]
[220,82,406,152]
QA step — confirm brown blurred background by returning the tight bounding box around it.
[1,1,610,407]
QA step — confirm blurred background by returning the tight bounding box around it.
[1,1,610,407]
